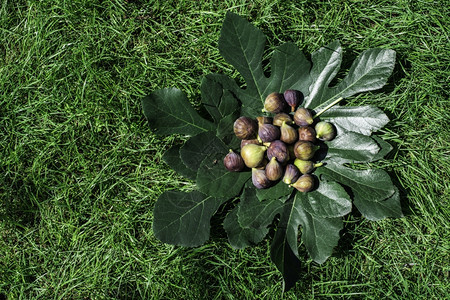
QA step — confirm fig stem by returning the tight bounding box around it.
[313,97,344,119]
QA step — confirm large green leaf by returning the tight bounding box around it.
[306,46,396,111]
[297,207,343,264]
[324,131,380,163]
[201,74,239,123]
[316,162,396,203]
[237,188,285,229]
[142,88,215,136]
[270,192,342,288]
[180,131,227,172]
[196,153,251,198]
[162,145,197,180]
[354,186,403,221]
[224,188,284,249]
[297,180,351,218]
[371,135,394,161]
[219,12,311,117]
[319,105,390,136]
[153,191,227,247]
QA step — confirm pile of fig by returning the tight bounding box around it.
[223,90,336,192]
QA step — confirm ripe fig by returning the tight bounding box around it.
[280,121,298,144]
[267,140,289,164]
[293,159,323,174]
[258,123,280,143]
[252,168,271,189]
[234,116,257,140]
[273,113,294,126]
[264,92,286,113]
[293,140,320,160]
[256,116,273,125]
[240,139,260,149]
[298,126,316,142]
[293,107,313,126]
[223,150,245,172]
[315,121,336,141]
[284,89,303,112]
[290,174,315,192]
[283,164,300,185]
[265,157,283,181]
[241,144,267,168]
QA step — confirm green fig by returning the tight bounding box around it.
[280,121,298,144]
[265,157,283,181]
[290,174,315,192]
[293,107,313,126]
[315,121,336,141]
[223,149,245,172]
[293,159,323,174]
[293,141,319,160]
[241,144,267,168]
[264,92,286,113]
[233,116,257,140]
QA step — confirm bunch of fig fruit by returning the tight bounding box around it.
[223,90,336,192]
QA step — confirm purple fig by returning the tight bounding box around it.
[233,116,257,140]
[264,92,286,113]
[258,123,280,143]
[267,140,289,164]
[284,89,303,112]
[298,126,316,142]
[294,107,313,126]
[252,168,271,189]
[283,164,300,185]
[223,150,245,172]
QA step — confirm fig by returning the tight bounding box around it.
[290,174,315,192]
[315,121,336,141]
[283,164,300,185]
[280,121,298,144]
[252,168,271,189]
[265,157,283,181]
[258,123,280,143]
[298,126,316,142]
[241,144,267,168]
[256,116,273,125]
[293,140,319,160]
[264,92,286,113]
[267,140,289,164]
[273,113,294,126]
[284,89,303,112]
[293,107,314,126]
[293,159,323,174]
[240,139,260,149]
[234,116,257,140]
[223,150,245,172]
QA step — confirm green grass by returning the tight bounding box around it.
[1,0,449,298]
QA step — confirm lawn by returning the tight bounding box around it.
[0,0,449,299]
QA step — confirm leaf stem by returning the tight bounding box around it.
[313,97,344,119]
